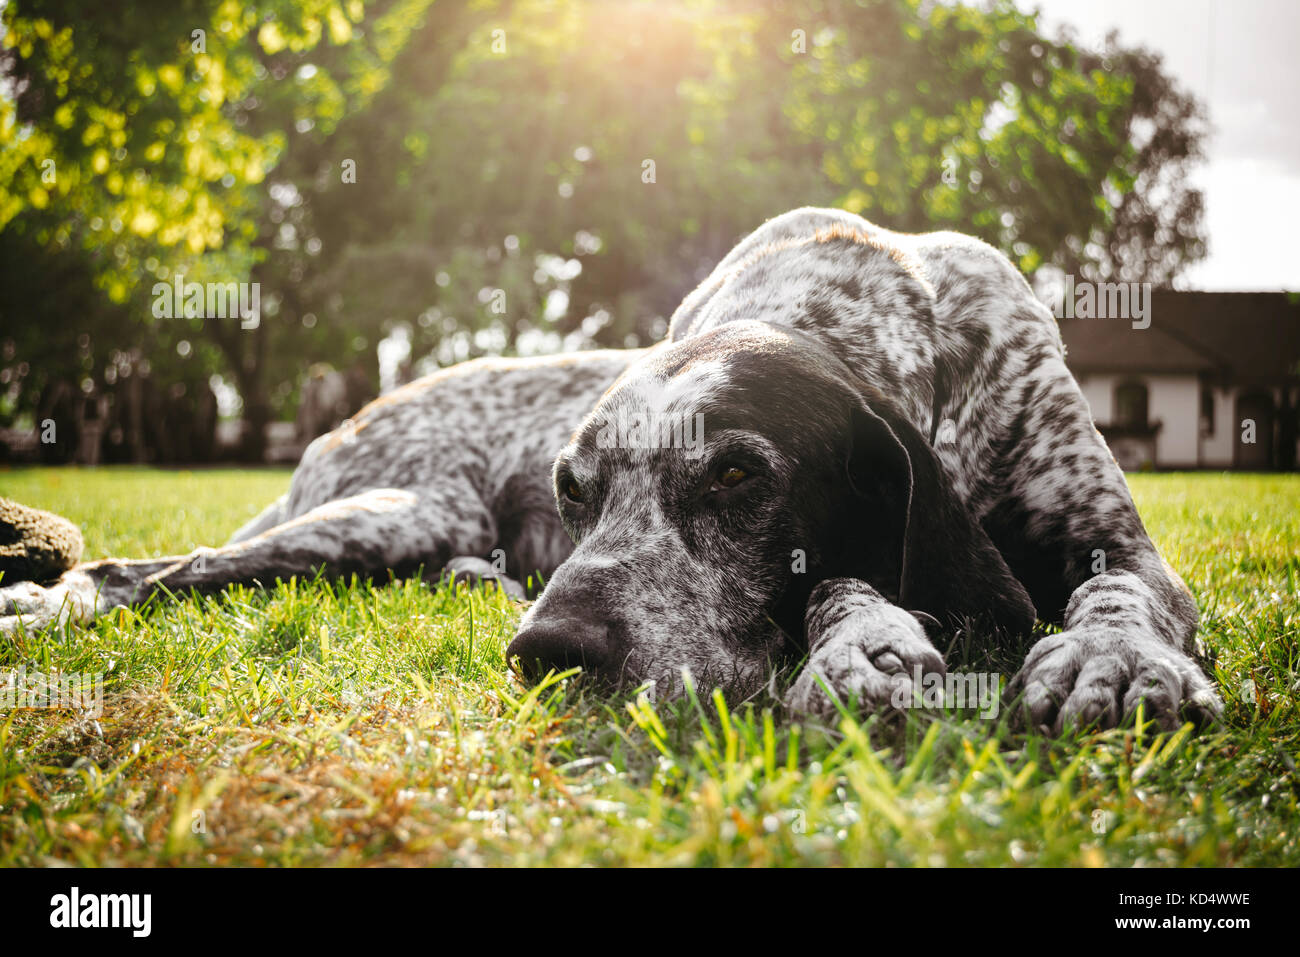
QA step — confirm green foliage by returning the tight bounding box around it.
[0,469,1294,865]
[1,0,1207,443]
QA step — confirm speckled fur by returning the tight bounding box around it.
[2,207,1221,731]
[514,208,1220,728]
[1,350,638,630]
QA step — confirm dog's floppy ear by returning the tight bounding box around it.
[845,398,1035,636]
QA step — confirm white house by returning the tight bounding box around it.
[1058,291,1299,471]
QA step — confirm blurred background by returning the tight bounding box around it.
[0,0,1295,468]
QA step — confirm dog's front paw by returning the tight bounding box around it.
[1011,629,1222,734]
[785,583,945,722]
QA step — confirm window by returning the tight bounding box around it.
[1201,388,1215,436]
[1114,381,1149,429]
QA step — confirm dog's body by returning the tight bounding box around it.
[2,208,1221,730]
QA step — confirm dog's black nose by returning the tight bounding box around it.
[506,616,611,682]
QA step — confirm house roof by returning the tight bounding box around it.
[1059,291,1300,385]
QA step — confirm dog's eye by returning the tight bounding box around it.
[712,465,748,491]
[562,478,584,503]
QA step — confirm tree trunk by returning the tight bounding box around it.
[206,298,269,464]
[235,317,269,464]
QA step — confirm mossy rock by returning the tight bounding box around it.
[0,498,84,584]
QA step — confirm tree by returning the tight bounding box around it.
[1,0,434,458]
[1,0,1209,460]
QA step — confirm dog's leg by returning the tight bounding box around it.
[980,362,1224,732]
[0,486,498,634]
[226,493,288,544]
[440,556,526,600]
[785,578,946,721]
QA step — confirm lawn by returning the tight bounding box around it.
[0,466,1296,866]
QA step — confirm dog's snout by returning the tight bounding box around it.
[506,616,612,682]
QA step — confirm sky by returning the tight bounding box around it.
[1030,0,1298,290]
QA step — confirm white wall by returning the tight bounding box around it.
[1148,375,1200,466]
[1076,374,1113,425]
[1074,373,1200,467]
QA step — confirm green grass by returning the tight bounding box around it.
[0,466,1297,866]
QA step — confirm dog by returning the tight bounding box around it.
[1,208,1222,731]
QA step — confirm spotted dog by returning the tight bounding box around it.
[1,208,1221,731]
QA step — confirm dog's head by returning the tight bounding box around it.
[506,320,1032,696]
